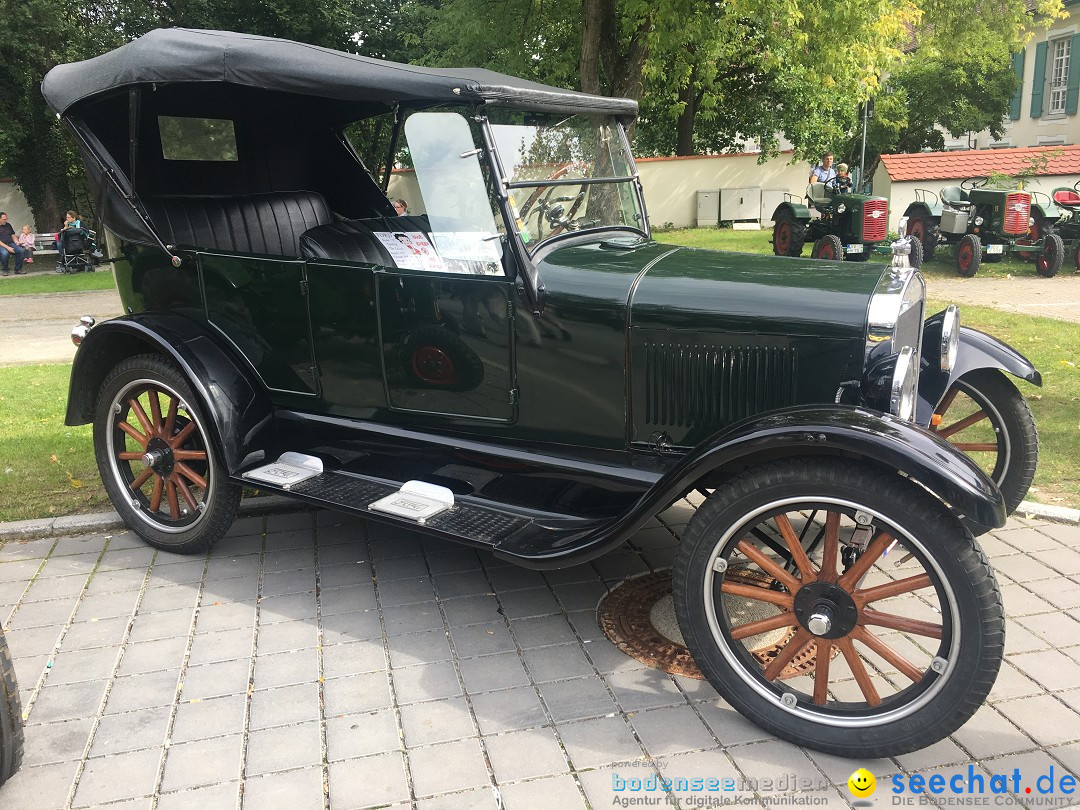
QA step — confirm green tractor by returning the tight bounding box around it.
[771,179,914,265]
[1039,182,1080,272]
[903,177,1065,277]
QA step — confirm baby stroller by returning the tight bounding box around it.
[56,227,97,273]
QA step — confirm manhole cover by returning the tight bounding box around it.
[597,569,826,680]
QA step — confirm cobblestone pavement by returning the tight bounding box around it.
[926,273,1080,323]
[0,507,1079,810]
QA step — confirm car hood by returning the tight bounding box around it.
[630,246,885,340]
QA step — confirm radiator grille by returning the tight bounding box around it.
[861,199,888,242]
[642,343,798,428]
[1003,193,1031,235]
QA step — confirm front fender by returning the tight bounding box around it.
[917,311,1042,424]
[497,405,1005,568]
[66,312,275,473]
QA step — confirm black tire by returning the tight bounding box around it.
[932,369,1039,515]
[1074,239,1080,271]
[672,458,1003,758]
[810,234,843,261]
[1036,233,1064,277]
[772,210,806,257]
[956,234,981,277]
[402,325,485,392]
[908,237,924,269]
[94,354,242,554]
[0,624,24,788]
[906,214,938,262]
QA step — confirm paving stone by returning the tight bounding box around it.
[241,765,325,810]
[99,545,157,570]
[256,617,318,655]
[252,647,320,691]
[485,726,567,783]
[170,693,247,743]
[247,720,323,775]
[393,660,462,704]
[0,760,80,810]
[326,708,401,760]
[485,565,547,592]
[432,570,491,599]
[0,537,55,562]
[695,699,774,747]
[425,549,482,575]
[323,671,392,716]
[558,715,642,769]
[29,680,107,724]
[578,766,658,809]
[381,602,445,636]
[75,589,141,620]
[498,773,586,810]
[45,646,119,686]
[510,615,578,649]
[522,643,594,683]
[263,547,315,574]
[89,705,171,756]
[21,716,95,766]
[195,600,257,633]
[317,542,368,567]
[409,738,489,798]
[450,622,516,658]
[260,567,317,597]
[104,670,180,714]
[7,597,76,630]
[950,704,1037,759]
[1024,577,1080,611]
[1017,612,1080,648]
[157,781,240,810]
[995,693,1080,746]
[592,549,650,583]
[416,787,499,810]
[320,609,382,646]
[319,584,377,617]
[496,588,562,620]
[400,696,474,746]
[459,652,530,694]
[1010,649,1080,691]
[264,530,314,553]
[126,606,194,643]
[329,752,411,808]
[379,575,437,607]
[86,567,150,594]
[73,748,162,806]
[386,629,451,668]
[441,594,501,627]
[629,704,717,758]
[62,616,130,650]
[249,681,321,730]
[117,636,188,676]
[988,660,1044,702]
[181,657,251,700]
[583,640,648,675]
[538,676,617,723]
[5,626,63,657]
[1030,546,1080,576]
[1004,618,1050,655]
[470,686,547,735]
[999,583,1058,617]
[266,511,316,533]
[0,559,43,584]
[38,552,100,578]
[147,559,206,588]
[22,572,88,602]
[605,667,685,712]
[225,513,265,538]
[373,554,428,582]
[552,581,609,612]
[159,733,243,792]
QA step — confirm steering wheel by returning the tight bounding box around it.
[516,163,590,239]
[961,177,989,191]
[823,176,841,193]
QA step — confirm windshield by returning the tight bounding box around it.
[489,112,645,251]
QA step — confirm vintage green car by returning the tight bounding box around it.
[45,29,1045,757]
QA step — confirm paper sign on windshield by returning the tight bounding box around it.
[374,232,446,272]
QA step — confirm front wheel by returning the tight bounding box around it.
[955,234,981,277]
[0,624,24,788]
[932,369,1038,515]
[905,214,938,262]
[673,459,1003,758]
[1036,233,1064,277]
[94,354,242,554]
[810,234,843,261]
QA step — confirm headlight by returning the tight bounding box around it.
[940,305,960,372]
[890,346,918,420]
[836,204,847,214]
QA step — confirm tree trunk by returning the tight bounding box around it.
[675,77,697,156]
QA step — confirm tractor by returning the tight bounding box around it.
[771,179,913,265]
[1038,181,1080,272]
[903,177,1065,277]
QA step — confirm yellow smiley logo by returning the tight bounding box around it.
[848,768,876,798]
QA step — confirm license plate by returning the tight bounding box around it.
[845,243,864,254]
[987,244,1004,254]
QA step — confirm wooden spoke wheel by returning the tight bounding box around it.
[94,354,241,553]
[673,459,1002,758]
[931,369,1038,515]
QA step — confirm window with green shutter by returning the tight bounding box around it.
[1048,36,1073,115]
[1031,41,1047,118]
[1010,50,1025,120]
[1066,34,1080,116]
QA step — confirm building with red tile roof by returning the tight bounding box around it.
[881,145,1080,182]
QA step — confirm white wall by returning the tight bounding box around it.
[0,181,35,232]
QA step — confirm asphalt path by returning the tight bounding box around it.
[0,289,123,366]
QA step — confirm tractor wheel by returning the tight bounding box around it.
[1036,233,1064,277]
[772,210,807,257]
[906,214,938,262]
[955,234,981,277]
[810,235,843,261]
[908,238,924,270]
[1017,218,1053,261]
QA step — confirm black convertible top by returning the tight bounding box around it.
[41,27,639,119]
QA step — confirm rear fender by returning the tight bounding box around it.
[917,313,1041,425]
[66,313,275,473]
[904,201,941,221]
[498,405,1006,567]
[772,201,811,221]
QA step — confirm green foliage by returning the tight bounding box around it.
[987,148,1064,189]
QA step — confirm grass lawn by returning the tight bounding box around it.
[0,269,115,296]
[0,297,1075,522]
[653,227,1053,279]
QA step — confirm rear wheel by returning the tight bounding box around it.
[1017,218,1052,261]
[0,625,24,788]
[955,234,981,277]
[811,234,843,261]
[94,354,242,554]
[932,369,1038,515]
[772,210,807,257]
[673,459,1003,758]
[906,215,938,262]
[1036,233,1064,277]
